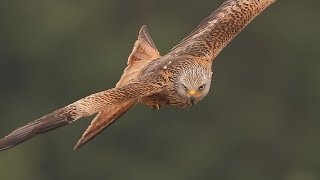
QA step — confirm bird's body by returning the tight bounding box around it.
[139,55,212,108]
[0,0,276,151]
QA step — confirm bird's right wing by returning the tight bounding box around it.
[170,0,276,61]
[0,82,163,151]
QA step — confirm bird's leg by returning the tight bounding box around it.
[153,105,161,110]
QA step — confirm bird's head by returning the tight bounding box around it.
[175,65,212,106]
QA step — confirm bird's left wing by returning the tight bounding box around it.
[171,0,276,61]
[0,82,163,151]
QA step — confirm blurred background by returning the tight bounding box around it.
[0,0,319,180]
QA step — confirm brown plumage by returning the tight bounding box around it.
[0,0,276,151]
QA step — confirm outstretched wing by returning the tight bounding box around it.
[171,0,276,61]
[0,82,163,151]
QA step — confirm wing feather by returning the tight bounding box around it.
[74,100,135,150]
[0,82,163,151]
[117,25,160,87]
[171,0,276,61]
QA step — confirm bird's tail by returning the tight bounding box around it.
[74,100,135,150]
[0,108,74,151]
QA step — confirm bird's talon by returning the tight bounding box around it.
[153,105,161,110]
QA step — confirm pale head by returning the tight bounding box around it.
[175,65,212,106]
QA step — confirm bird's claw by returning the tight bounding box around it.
[153,105,161,110]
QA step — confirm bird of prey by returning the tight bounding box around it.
[0,0,276,151]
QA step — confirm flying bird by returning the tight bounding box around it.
[0,0,276,151]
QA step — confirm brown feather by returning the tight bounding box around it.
[0,109,73,151]
[171,0,276,61]
[127,25,160,66]
[117,25,161,87]
[74,100,135,150]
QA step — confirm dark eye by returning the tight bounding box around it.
[183,85,188,91]
[199,84,205,91]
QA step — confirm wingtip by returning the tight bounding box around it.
[73,143,81,151]
[0,135,19,151]
[0,141,14,151]
[141,24,147,30]
[73,138,86,151]
[0,147,10,152]
[139,25,148,35]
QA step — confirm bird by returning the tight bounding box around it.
[0,0,276,151]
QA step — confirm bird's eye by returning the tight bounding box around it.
[199,84,205,91]
[183,85,188,91]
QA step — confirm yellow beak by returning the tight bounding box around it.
[189,90,197,96]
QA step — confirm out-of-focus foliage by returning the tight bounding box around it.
[0,0,319,180]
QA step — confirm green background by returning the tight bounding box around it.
[0,0,319,180]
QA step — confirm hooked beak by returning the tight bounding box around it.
[190,96,196,106]
[188,90,197,106]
